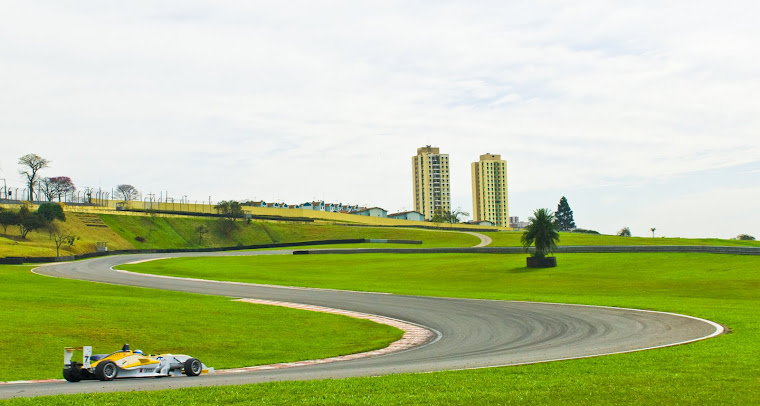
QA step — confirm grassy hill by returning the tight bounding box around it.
[98,214,479,249]
[2,209,757,258]
[0,212,134,258]
[0,211,480,258]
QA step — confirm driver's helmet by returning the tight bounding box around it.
[134,349,143,355]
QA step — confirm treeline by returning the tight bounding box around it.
[0,203,79,256]
[9,153,138,205]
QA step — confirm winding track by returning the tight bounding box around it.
[2,250,722,399]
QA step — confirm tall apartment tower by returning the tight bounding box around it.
[471,153,509,227]
[412,146,451,220]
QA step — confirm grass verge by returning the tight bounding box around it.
[0,265,402,382]
[57,252,760,405]
[484,230,760,247]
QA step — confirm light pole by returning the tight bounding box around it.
[144,193,155,210]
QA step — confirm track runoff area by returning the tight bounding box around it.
[1,249,722,399]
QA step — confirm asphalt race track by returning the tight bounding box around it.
[1,251,723,399]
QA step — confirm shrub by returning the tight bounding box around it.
[37,203,65,222]
[570,228,600,235]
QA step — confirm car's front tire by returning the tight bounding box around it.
[95,361,118,381]
[184,358,203,377]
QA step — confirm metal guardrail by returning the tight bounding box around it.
[5,244,759,265]
[0,239,423,264]
[292,245,760,256]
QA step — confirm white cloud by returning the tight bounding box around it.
[1,1,759,237]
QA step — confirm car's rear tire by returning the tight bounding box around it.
[184,358,202,377]
[63,368,81,382]
[95,361,118,381]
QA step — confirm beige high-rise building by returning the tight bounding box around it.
[471,153,508,227]
[412,146,450,220]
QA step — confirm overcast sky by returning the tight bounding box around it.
[1,1,758,238]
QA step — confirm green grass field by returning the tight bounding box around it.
[0,265,402,382]
[116,252,758,303]
[485,230,760,247]
[4,225,760,404]
[59,252,756,405]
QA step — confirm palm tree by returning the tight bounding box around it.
[650,227,656,238]
[521,208,560,259]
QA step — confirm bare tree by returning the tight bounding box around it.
[40,179,54,202]
[48,221,79,257]
[18,153,50,201]
[114,184,139,202]
[41,177,76,201]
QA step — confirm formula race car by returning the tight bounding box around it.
[63,344,214,382]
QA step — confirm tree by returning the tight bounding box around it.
[47,221,78,257]
[650,227,656,238]
[0,208,17,234]
[214,200,244,222]
[617,227,631,237]
[41,177,76,201]
[17,206,46,239]
[521,208,560,259]
[40,179,54,201]
[431,208,469,224]
[195,224,209,244]
[555,196,576,231]
[736,234,755,241]
[115,184,139,203]
[18,153,50,201]
[37,202,66,222]
[214,200,244,236]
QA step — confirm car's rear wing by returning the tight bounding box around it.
[64,346,92,368]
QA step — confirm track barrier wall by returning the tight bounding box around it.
[0,239,423,265]
[292,245,760,256]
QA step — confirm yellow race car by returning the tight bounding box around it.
[63,344,213,382]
